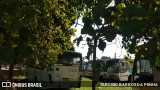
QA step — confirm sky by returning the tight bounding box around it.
[71,19,135,60]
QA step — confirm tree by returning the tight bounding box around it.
[0,0,83,80]
[116,0,160,68]
[76,0,160,90]
[75,0,118,90]
[116,1,160,89]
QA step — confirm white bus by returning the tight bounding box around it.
[83,60,105,78]
[100,58,133,82]
[25,50,83,89]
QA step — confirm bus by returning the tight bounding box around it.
[83,60,93,77]
[83,59,106,78]
[82,59,115,80]
[128,59,154,82]
[25,50,83,89]
[101,58,133,82]
[83,58,133,82]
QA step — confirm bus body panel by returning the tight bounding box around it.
[102,58,133,81]
[119,71,131,81]
[25,67,48,82]
[52,64,80,81]
[83,58,133,82]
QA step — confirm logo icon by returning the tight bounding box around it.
[2,82,11,87]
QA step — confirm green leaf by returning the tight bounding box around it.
[134,48,139,53]
[81,24,96,36]
[98,39,106,51]
[103,7,115,24]
[120,19,144,35]
[155,55,160,66]
[0,0,81,67]
[152,9,160,24]
[82,17,93,25]
[105,33,117,42]
[17,46,34,58]
[0,48,15,63]
[0,33,4,44]
[116,3,125,12]
[83,0,94,8]
[81,25,88,34]
[19,27,31,42]
[76,36,83,46]
[124,4,147,17]
[86,37,92,44]
[92,6,103,25]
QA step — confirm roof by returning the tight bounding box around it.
[63,50,81,54]
[105,58,127,63]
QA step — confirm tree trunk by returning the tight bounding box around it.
[8,63,14,81]
[92,35,97,90]
[8,58,17,81]
[0,64,5,80]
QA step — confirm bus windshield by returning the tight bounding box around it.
[106,59,129,73]
[57,51,82,64]
[107,64,119,73]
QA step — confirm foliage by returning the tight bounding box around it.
[77,0,160,69]
[0,0,82,68]
[74,1,160,88]
[76,0,118,59]
[116,0,160,68]
[75,1,118,89]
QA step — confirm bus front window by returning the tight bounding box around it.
[107,64,119,73]
[58,57,81,64]
[73,57,81,64]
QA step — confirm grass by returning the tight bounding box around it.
[12,75,27,80]
[70,77,132,90]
